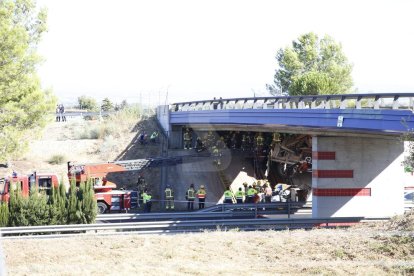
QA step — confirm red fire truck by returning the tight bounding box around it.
[1,156,191,214]
[67,160,153,214]
[0,172,59,203]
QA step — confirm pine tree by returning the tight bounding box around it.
[48,184,59,225]
[8,184,29,226]
[67,180,79,224]
[0,203,9,227]
[81,179,97,224]
[27,187,49,226]
[58,183,68,224]
[77,182,86,224]
[48,183,68,225]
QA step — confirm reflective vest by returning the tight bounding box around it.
[142,193,152,204]
[197,189,206,199]
[165,188,173,198]
[224,190,233,199]
[247,188,257,197]
[187,188,195,199]
[235,190,244,199]
[256,136,264,146]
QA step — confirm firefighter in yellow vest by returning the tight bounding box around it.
[183,128,192,149]
[164,184,174,210]
[186,183,196,210]
[212,146,221,166]
[197,185,207,209]
[223,187,234,204]
[235,187,245,204]
[256,133,264,147]
[142,189,152,213]
[246,185,257,203]
[271,132,281,148]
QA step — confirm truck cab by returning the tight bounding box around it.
[0,173,59,203]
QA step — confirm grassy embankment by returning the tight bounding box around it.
[4,211,414,275]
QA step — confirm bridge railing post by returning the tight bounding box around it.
[392,96,400,110]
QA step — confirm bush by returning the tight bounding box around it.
[78,96,98,111]
[6,178,97,227]
[75,124,100,140]
[67,180,80,224]
[8,184,29,227]
[48,154,66,165]
[49,183,67,225]
[27,187,50,226]
[66,180,97,224]
[78,180,97,224]
[0,203,9,227]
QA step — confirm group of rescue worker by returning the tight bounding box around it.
[164,183,208,211]
[184,129,281,152]
[183,129,282,166]
[223,180,281,204]
[139,179,288,213]
[139,183,208,212]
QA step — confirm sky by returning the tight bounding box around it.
[35,0,414,106]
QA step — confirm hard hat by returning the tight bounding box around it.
[200,185,205,189]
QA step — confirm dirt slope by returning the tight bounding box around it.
[0,116,163,193]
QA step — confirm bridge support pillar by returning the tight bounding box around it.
[312,136,405,218]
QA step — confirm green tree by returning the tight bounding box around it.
[120,99,128,110]
[49,183,67,225]
[101,97,114,112]
[80,180,97,224]
[27,187,49,226]
[267,32,353,96]
[8,183,29,227]
[67,180,80,224]
[78,96,98,111]
[0,0,57,163]
[0,202,9,227]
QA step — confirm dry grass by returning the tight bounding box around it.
[3,227,414,275]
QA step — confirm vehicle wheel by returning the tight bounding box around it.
[97,202,108,214]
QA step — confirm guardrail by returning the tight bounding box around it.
[0,216,381,239]
[131,200,307,216]
[197,202,306,218]
[54,111,115,117]
[96,202,311,222]
[96,211,250,222]
[171,93,414,112]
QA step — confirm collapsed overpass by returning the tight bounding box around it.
[157,93,414,218]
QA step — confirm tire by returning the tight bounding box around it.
[97,202,108,214]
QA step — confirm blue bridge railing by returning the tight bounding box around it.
[171,93,414,112]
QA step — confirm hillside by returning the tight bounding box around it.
[0,113,163,192]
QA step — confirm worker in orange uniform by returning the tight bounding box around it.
[223,187,234,204]
[186,184,196,211]
[164,184,174,210]
[197,185,207,209]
